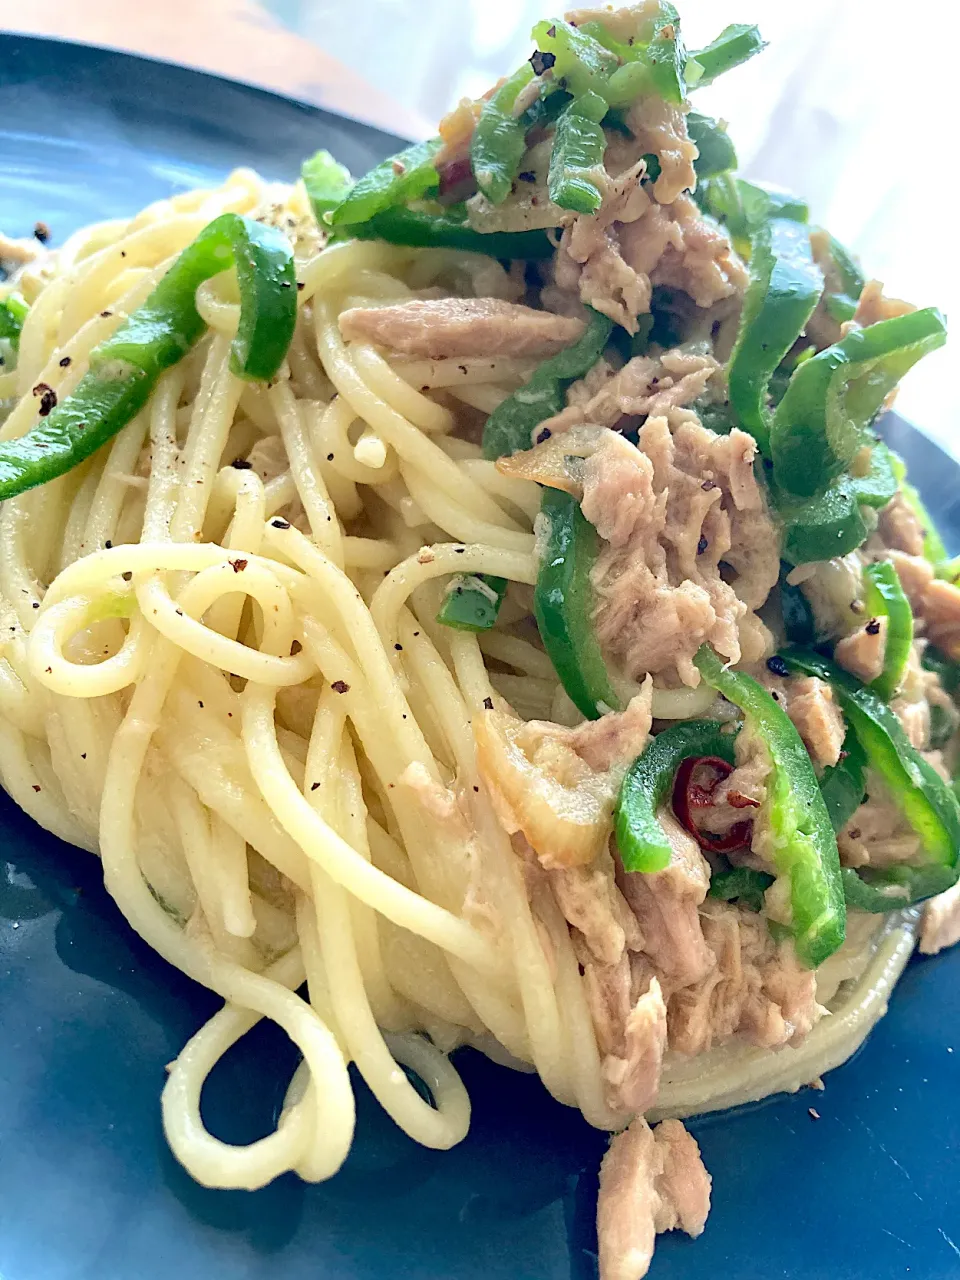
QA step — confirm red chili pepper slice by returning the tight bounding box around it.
[672,755,753,853]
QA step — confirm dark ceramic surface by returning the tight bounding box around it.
[1,34,959,1279]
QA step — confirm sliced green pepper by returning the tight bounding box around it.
[436,574,507,632]
[816,231,865,325]
[686,23,766,89]
[728,216,824,453]
[328,138,442,228]
[471,63,536,205]
[482,306,613,460]
[547,92,608,215]
[531,19,619,100]
[301,149,352,221]
[0,290,29,351]
[709,865,775,912]
[775,438,898,565]
[783,649,960,871]
[534,487,621,720]
[695,644,846,968]
[687,111,737,180]
[603,2,686,107]
[616,720,738,873]
[700,175,808,242]
[0,213,296,503]
[771,307,948,499]
[863,560,912,700]
[819,727,867,834]
[345,205,553,259]
[842,863,957,913]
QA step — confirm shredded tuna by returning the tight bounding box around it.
[338,297,585,359]
[582,422,778,686]
[553,171,746,333]
[919,879,960,955]
[838,779,921,869]
[835,616,888,685]
[626,97,697,205]
[539,347,722,437]
[532,683,654,773]
[667,900,822,1054]
[784,676,846,769]
[597,1116,711,1280]
[619,810,715,989]
[888,551,960,662]
[843,279,915,333]
[599,976,668,1114]
[551,852,644,966]
[878,492,926,557]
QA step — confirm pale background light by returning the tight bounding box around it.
[274,0,958,457]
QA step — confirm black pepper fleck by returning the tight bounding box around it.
[701,479,718,492]
[697,535,709,554]
[331,679,350,694]
[394,643,403,651]
[529,49,556,76]
[535,427,552,445]
[483,696,494,710]
[517,171,537,183]
[865,617,881,635]
[34,220,50,243]
[311,781,321,791]
[32,382,57,416]
[766,655,790,678]
[230,558,248,573]
[271,517,291,529]
[59,355,72,368]
[121,571,132,582]
[231,457,253,470]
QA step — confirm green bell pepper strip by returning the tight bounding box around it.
[0,291,29,350]
[775,438,898,565]
[687,111,737,180]
[0,213,296,503]
[701,174,808,241]
[819,727,867,834]
[471,63,536,205]
[602,2,686,107]
[616,720,738,874]
[842,863,957,914]
[436,574,508,632]
[531,19,619,101]
[782,649,960,871]
[534,487,622,720]
[328,138,442,228]
[482,306,614,460]
[770,307,948,499]
[709,866,775,912]
[728,216,824,453]
[694,644,846,968]
[547,92,608,215]
[816,231,865,325]
[686,23,766,89]
[345,205,554,259]
[862,560,912,700]
[301,149,352,221]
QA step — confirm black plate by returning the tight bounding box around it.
[2,34,960,1280]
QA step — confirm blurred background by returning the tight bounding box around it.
[2,0,956,453]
